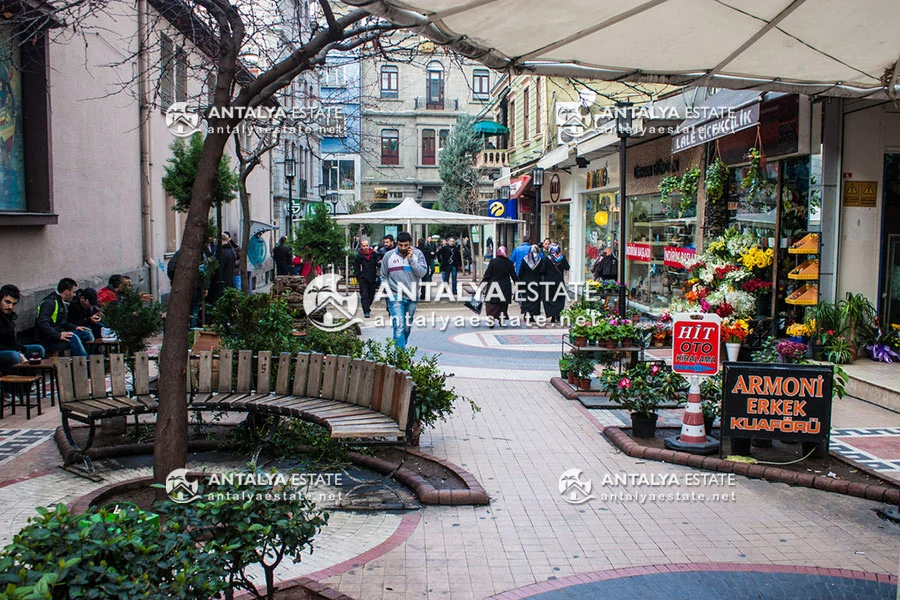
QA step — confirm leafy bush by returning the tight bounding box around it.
[300,325,363,357]
[598,362,688,416]
[101,288,164,355]
[228,419,349,469]
[208,288,303,355]
[363,340,479,430]
[0,503,229,599]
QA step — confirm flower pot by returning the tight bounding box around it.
[560,369,569,380]
[725,342,741,362]
[704,417,715,436]
[588,338,598,346]
[788,335,807,344]
[574,336,587,347]
[567,372,575,384]
[605,340,617,350]
[579,378,591,390]
[620,338,634,348]
[630,412,658,438]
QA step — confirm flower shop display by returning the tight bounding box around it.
[785,321,811,343]
[865,322,900,363]
[599,362,689,437]
[776,339,808,363]
[722,318,752,361]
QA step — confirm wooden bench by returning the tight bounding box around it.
[56,351,415,474]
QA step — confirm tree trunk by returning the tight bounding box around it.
[240,176,251,293]
[153,130,230,496]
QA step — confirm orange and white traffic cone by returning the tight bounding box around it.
[665,375,719,454]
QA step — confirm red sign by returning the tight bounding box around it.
[663,246,696,269]
[672,314,721,375]
[625,242,651,262]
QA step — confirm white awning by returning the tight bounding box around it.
[333,197,521,227]
[348,0,900,99]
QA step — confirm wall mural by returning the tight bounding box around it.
[0,30,26,212]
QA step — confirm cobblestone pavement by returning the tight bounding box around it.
[0,301,897,599]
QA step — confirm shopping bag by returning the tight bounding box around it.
[463,287,483,315]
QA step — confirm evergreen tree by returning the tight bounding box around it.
[162,133,239,213]
[438,114,484,214]
[293,203,347,272]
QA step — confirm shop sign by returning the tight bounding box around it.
[663,246,696,269]
[722,363,833,443]
[625,242,651,262]
[672,103,760,153]
[488,200,507,217]
[672,313,721,376]
[586,167,609,189]
[633,158,680,179]
[549,173,561,202]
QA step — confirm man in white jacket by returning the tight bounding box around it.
[380,231,428,349]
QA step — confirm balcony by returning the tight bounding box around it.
[475,149,509,169]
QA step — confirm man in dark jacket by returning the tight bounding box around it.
[592,246,618,281]
[0,284,45,374]
[35,278,94,357]
[273,237,293,276]
[353,239,379,318]
[436,237,463,293]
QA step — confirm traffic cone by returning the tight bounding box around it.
[665,375,719,454]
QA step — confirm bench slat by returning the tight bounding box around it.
[395,374,413,431]
[306,405,378,419]
[329,427,404,439]
[236,350,253,393]
[327,413,398,424]
[292,353,310,396]
[306,353,324,398]
[133,395,158,409]
[358,361,376,408]
[110,354,127,398]
[72,357,90,400]
[275,353,292,395]
[89,355,106,397]
[333,356,351,402]
[109,395,148,410]
[256,352,271,395]
[56,358,74,403]
[198,351,213,393]
[347,358,365,405]
[133,353,150,396]
[370,364,387,412]
[320,355,338,400]
[218,349,234,392]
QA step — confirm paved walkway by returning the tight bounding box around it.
[0,301,897,599]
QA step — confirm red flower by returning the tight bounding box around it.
[618,377,632,389]
[716,302,734,318]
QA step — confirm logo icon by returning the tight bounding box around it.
[303,273,362,332]
[165,102,203,137]
[166,468,201,503]
[559,468,595,505]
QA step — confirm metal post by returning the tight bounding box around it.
[287,178,294,242]
[534,184,542,244]
[216,202,224,293]
[618,136,628,315]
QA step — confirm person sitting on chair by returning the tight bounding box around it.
[35,278,94,357]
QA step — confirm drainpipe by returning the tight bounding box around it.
[138,0,157,298]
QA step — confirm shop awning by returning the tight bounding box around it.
[473,120,509,135]
[509,175,531,199]
[347,0,900,99]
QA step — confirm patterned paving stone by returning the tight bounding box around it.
[0,430,55,466]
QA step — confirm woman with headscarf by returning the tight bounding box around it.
[517,244,544,322]
[480,246,517,327]
[543,243,570,323]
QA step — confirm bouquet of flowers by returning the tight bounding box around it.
[776,340,808,362]
[786,322,811,338]
[722,318,752,343]
[865,322,900,363]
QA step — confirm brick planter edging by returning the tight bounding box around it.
[602,426,900,505]
[550,376,580,400]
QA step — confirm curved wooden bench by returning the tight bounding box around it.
[56,350,415,475]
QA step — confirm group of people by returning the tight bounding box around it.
[481,237,571,326]
[0,274,142,374]
[272,236,325,281]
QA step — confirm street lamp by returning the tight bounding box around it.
[284,156,296,241]
[616,102,633,315]
[531,166,544,244]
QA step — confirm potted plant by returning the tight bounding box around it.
[652,323,669,347]
[559,355,575,379]
[699,373,722,436]
[824,336,854,365]
[599,362,688,437]
[785,321,811,344]
[776,339,808,363]
[574,355,596,390]
[618,322,639,348]
[705,156,729,204]
[865,321,900,363]
[721,318,752,362]
[571,322,590,347]
[837,292,876,360]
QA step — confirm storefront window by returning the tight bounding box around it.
[626,194,696,314]
[0,29,26,211]
[583,192,617,279]
[546,204,570,258]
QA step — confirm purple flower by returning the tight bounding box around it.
[867,343,900,363]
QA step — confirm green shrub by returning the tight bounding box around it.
[101,289,164,355]
[208,289,303,355]
[300,326,363,357]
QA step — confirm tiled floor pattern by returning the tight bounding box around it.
[830,427,900,482]
[0,430,55,466]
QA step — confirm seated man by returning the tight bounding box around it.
[97,274,123,306]
[0,284,44,374]
[67,287,104,340]
[35,278,94,357]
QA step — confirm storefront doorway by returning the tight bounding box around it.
[546,204,570,258]
[881,154,900,325]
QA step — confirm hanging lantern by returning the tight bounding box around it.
[594,210,609,227]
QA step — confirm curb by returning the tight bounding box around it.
[59,427,490,509]
[550,376,580,400]
[602,426,900,505]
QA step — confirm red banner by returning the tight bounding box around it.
[625,242,652,262]
[663,246,696,269]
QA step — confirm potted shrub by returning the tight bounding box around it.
[837,292,876,360]
[559,355,575,379]
[571,322,590,347]
[618,322,639,348]
[574,355,596,390]
[776,339,808,363]
[599,363,688,437]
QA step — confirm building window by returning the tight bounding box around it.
[508,99,515,147]
[439,129,450,149]
[523,87,530,141]
[535,79,542,135]
[381,129,399,165]
[323,159,356,191]
[473,69,489,100]
[175,47,188,102]
[422,129,436,165]
[426,62,444,109]
[381,65,398,98]
[160,35,187,108]
[323,64,345,87]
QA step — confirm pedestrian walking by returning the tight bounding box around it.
[273,237,293,276]
[436,237,463,293]
[417,237,434,300]
[509,237,532,274]
[518,245,544,323]
[543,243,570,323]
[353,239,378,318]
[481,246,517,327]
[380,231,428,349]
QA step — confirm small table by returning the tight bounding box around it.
[0,375,43,419]
[12,359,58,407]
